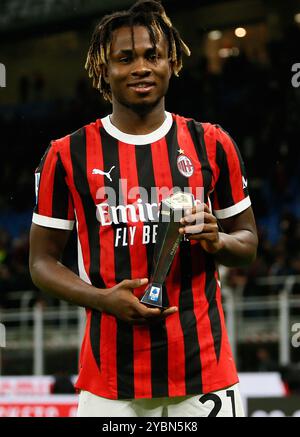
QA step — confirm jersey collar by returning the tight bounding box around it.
[101,111,173,145]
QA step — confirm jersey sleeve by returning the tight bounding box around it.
[32,142,75,230]
[210,126,251,219]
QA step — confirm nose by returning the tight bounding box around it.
[131,57,151,77]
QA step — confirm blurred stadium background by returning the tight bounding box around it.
[1,0,300,417]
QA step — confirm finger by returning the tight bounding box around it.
[203,203,211,213]
[121,278,148,289]
[180,212,203,225]
[144,307,178,325]
[179,224,205,235]
[131,307,178,325]
[203,212,217,224]
[180,222,218,235]
[185,203,205,215]
[190,203,213,218]
[188,232,217,241]
[160,307,178,319]
[182,211,216,226]
[182,204,204,220]
[132,301,162,318]
[136,302,178,320]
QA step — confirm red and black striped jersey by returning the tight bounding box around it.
[33,112,250,400]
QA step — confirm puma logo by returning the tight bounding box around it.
[92,166,115,182]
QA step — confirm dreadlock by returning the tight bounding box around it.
[85,0,191,102]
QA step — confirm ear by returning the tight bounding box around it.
[168,59,174,78]
[103,65,110,84]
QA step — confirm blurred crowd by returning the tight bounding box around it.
[0,228,32,307]
[1,24,300,308]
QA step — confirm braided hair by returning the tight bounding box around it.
[85,0,190,101]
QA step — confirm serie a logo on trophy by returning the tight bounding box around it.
[140,190,195,309]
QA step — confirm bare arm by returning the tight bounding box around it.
[29,223,177,322]
[179,204,258,267]
[215,207,258,266]
[29,223,107,309]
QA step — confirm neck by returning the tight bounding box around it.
[110,99,166,135]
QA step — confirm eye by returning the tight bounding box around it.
[119,56,131,63]
[148,53,159,62]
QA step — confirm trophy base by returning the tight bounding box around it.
[140,283,168,309]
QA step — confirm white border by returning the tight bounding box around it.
[75,214,91,284]
[32,213,75,230]
[214,196,251,219]
[101,111,173,145]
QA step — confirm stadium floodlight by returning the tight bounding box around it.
[235,27,247,38]
[208,30,222,41]
[218,47,239,58]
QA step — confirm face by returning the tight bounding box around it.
[104,25,172,111]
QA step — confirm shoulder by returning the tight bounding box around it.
[171,113,226,138]
[51,118,103,152]
[171,114,233,150]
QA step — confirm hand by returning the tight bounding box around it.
[102,278,177,325]
[179,203,224,254]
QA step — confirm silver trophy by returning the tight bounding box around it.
[140,190,195,309]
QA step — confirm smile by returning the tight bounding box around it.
[128,82,155,93]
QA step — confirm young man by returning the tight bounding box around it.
[29,0,258,417]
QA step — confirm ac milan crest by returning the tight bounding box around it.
[177,154,194,178]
